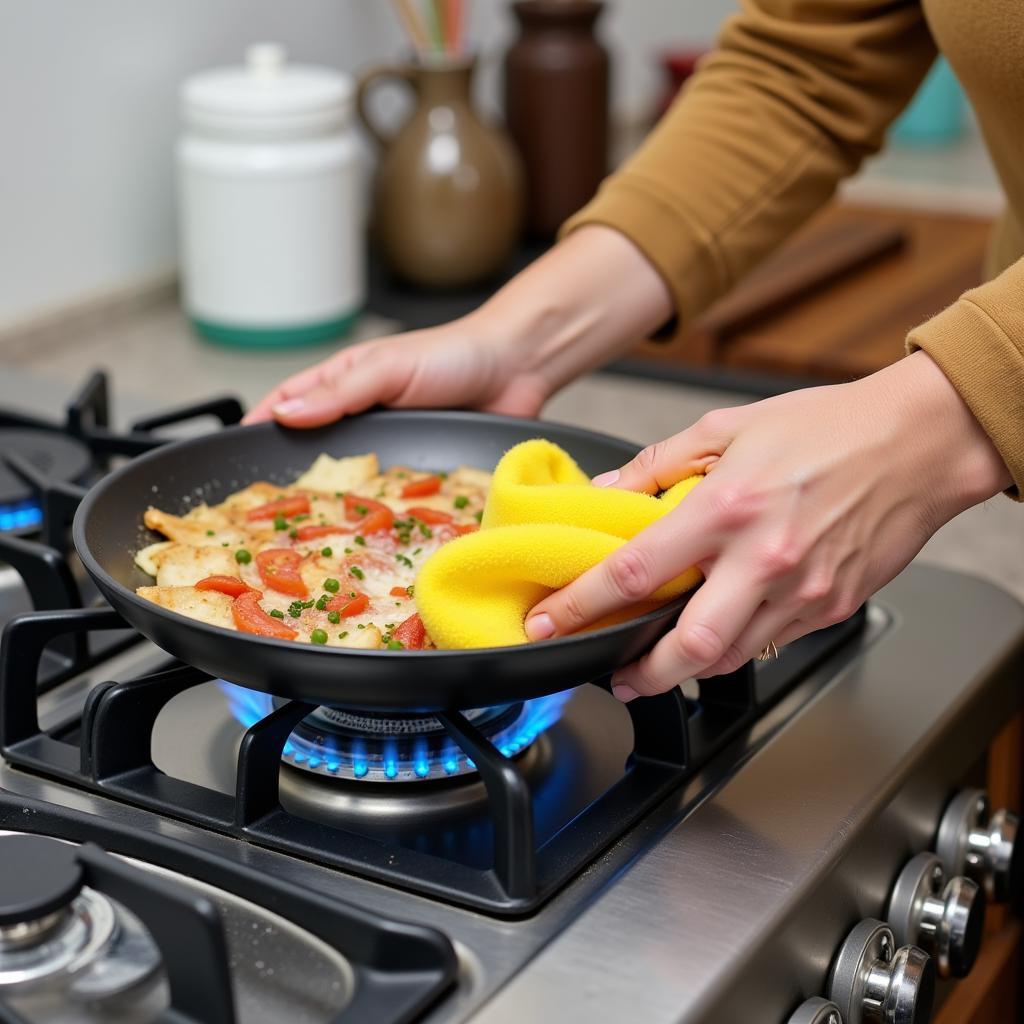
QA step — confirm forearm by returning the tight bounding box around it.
[468,225,673,394]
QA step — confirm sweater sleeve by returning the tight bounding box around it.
[907,260,1024,498]
[563,0,936,333]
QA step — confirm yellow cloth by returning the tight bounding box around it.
[416,440,703,649]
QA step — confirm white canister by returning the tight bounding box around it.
[179,44,364,347]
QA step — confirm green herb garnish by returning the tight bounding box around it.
[387,639,405,650]
[354,535,365,546]
[454,495,469,509]
[273,515,287,531]
[349,566,364,580]
[396,554,413,568]
[269,609,285,619]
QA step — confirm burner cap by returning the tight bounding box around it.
[0,429,92,507]
[0,836,83,926]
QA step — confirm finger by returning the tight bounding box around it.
[243,362,338,424]
[592,409,743,493]
[695,605,806,680]
[605,557,770,700]
[524,491,718,641]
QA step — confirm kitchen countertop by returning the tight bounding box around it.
[3,299,1023,606]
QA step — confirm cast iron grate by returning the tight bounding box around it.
[0,792,457,1024]
[0,604,866,916]
[0,370,243,688]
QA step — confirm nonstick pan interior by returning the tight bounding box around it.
[73,411,687,711]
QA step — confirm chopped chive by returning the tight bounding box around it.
[235,549,252,564]
[222,541,230,547]
[292,514,310,522]
[273,515,287,531]
[474,509,483,522]
[412,548,422,556]
[354,535,365,546]
[438,471,448,479]
[349,566,364,580]
[334,491,344,497]
[288,607,302,618]
[321,546,333,557]
[289,527,299,539]
[206,529,215,536]
[344,547,353,554]
[387,639,404,650]
[327,610,341,624]
[454,495,469,509]
[419,524,432,538]
[338,631,348,639]
[310,629,328,645]
[268,609,285,619]
[396,554,413,568]
[357,623,366,629]
[323,577,340,593]
[355,503,368,516]
[315,594,329,610]
[407,585,415,596]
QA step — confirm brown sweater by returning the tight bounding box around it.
[565,0,1024,495]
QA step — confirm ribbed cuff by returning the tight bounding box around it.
[908,299,1024,499]
[561,174,718,345]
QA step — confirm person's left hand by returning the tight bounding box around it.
[524,352,1011,702]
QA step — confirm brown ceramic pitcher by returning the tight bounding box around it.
[357,58,524,289]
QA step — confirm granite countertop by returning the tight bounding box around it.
[3,297,1023,605]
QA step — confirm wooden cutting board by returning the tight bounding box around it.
[620,202,993,382]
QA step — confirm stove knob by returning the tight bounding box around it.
[887,852,985,978]
[828,919,935,1024]
[936,789,1021,905]
[788,997,844,1024]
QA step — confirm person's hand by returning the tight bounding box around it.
[245,225,673,428]
[245,316,548,426]
[525,352,1011,701]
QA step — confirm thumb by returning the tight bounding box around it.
[272,354,412,428]
[593,409,740,493]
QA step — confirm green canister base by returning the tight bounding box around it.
[191,309,360,349]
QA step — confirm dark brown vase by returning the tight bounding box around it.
[357,58,524,290]
[504,0,610,239]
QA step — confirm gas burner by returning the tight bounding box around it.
[220,682,571,783]
[0,429,92,532]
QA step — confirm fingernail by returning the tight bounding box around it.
[591,469,620,488]
[612,684,640,703]
[525,613,556,641]
[273,398,306,416]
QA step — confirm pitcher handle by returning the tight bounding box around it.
[356,65,418,149]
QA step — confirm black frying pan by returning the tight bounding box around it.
[73,410,687,712]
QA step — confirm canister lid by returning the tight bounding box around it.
[182,44,353,138]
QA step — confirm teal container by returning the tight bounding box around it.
[891,57,966,146]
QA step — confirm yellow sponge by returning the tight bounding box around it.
[416,439,702,649]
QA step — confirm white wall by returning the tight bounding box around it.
[0,1,735,330]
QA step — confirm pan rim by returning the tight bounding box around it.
[72,409,689,662]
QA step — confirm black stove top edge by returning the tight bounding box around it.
[0,792,457,1024]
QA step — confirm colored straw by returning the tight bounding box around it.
[424,0,446,54]
[445,0,464,55]
[390,0,431,55]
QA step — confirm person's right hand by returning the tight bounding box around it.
[244,225,676,428]
[244,315,548,427]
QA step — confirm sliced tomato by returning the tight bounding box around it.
[454,523,479,536]
[326,591,369,617]
[343,494,395,534]
[255,548,308,597]
[195,575,257,597]
[295,523,350,542]
[405,506,454,525]
[246,495,311,522]
[231,591,297,639]
[390,586,411,598]
[400,475,442,498]
[392,613,426,650]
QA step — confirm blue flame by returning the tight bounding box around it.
[0,499,43,532]
[218,681,571,782]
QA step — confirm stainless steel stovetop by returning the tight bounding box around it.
[1,372,1023,1024]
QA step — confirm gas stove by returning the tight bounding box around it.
[1,371,1022,1024]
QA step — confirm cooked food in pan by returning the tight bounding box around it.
[135,453,489,649]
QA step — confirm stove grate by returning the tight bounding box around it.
[0,603,868,915]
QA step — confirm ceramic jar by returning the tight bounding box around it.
[357,58,523,289]
[179,44,364,347]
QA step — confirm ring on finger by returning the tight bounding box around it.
[757,640,779,662]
